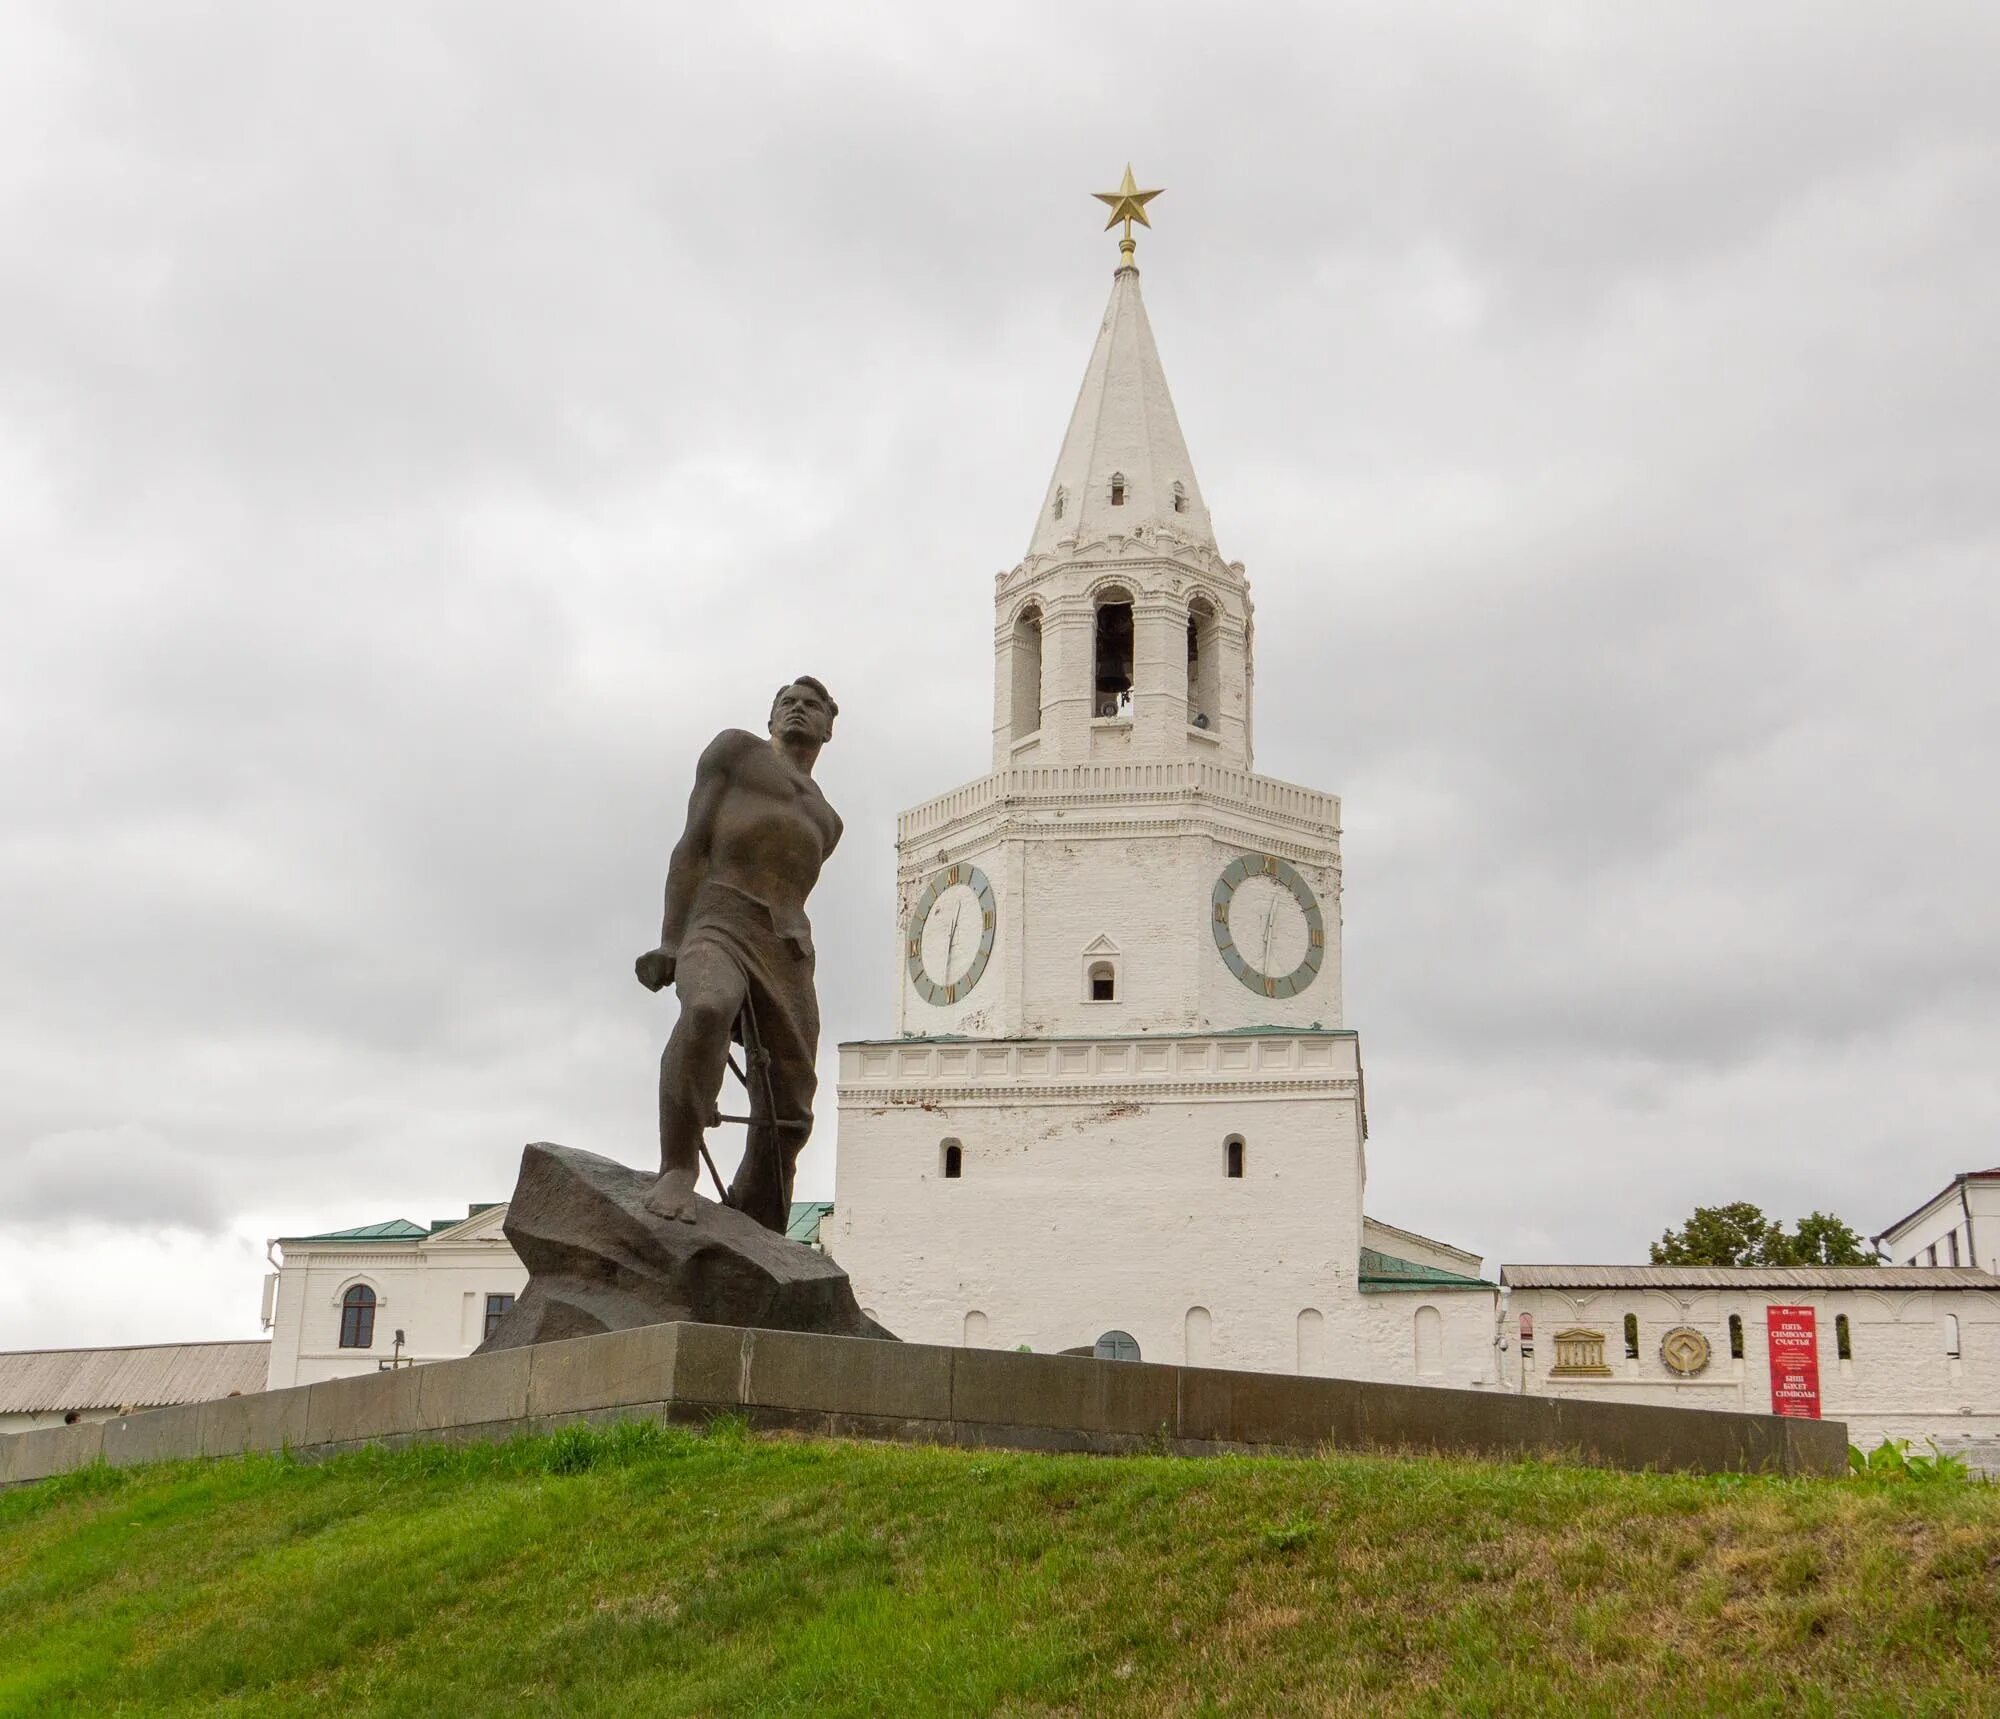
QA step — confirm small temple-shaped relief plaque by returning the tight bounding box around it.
[1549,1328,1614,1378]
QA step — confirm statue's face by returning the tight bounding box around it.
[770,681,835,745]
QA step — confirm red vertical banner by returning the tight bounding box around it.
[1766,1304,1821,1419]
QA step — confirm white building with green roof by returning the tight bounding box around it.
[261,1201,836,1388]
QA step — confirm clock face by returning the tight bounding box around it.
[1212,853,1324,998]
[906,863,996,1006]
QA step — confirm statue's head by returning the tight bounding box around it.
[770,676,837,746]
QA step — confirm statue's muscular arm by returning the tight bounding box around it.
[635,729,761,993]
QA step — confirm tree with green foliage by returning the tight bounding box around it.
[1650,1202,1877,1267]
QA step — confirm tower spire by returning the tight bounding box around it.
[1025,170,1211,562]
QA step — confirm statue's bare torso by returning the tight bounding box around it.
[694,729,842,948]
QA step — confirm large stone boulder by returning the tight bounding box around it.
[478,1142,894,1351]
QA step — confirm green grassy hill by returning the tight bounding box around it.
[4,1418,1998,1717]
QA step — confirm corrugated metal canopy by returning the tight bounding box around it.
[1501,1265,2000,1291]
[0,1340,270,1414]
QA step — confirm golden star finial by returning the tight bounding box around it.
[1092,163,1163,269]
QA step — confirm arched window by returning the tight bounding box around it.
[1051,485,1067,521]
[1623,1313,1639,1359]
[339,1284,377,1349]
[1108,471,1126,506]
[1518,1312,1534,1352]
[1224,1136,1245,1178]
[1835,1313,1852,1360]
[940,1138,962,1179]
[1010,606,1043,742]
[1728,1314,1744,1359]
[1184,1306,1212,1365]
[1094,1329,1141,1362]
[1186,595,1219,728]
[963,1310,988,1347]
[1944,1313,1962,1359]
[1297,1307,1326,1374]
[1171,479,1188,515]
[1414,1305,1443,1376]
[1093,588,1134,716]
[1087,961,1115,1002]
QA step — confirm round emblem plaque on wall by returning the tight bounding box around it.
[905,863,996,1006]
[1211,853,1325,998]
[1660,1326,1712,1377]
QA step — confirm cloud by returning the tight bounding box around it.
[8,1125,227,1234]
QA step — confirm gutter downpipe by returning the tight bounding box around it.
[1959,1175,1980,1275]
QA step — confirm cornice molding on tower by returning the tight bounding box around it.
[899,763,1341,843]
[898,817,1343,886]
[1000,539,1244,595]
[900,783,1342,860]
[837,1077,1360,1109]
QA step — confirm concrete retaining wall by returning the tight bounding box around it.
[0,1322,1849,1487]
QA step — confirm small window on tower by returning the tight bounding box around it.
[1109,472,1126,506]
[1623,1313,1639,1359]
[1052,485,1066,521]
[941,1138,963,1179]
[1088,961,1115,1002]
[1836,1313,1853,1360]
[1224,1136,1245,1178]
[1729,1314,1744,1359]
[1172,480,1188,514]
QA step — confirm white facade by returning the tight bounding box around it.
[832,1029,1494,1381]
[1502,1268,2000,1465]
[263,1206,526,1388]
[1875,1170,2000,1273]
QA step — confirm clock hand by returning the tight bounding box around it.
[944,901,964,978]
[1260,891,1280,974]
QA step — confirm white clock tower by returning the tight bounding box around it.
[832,177,1493,1384]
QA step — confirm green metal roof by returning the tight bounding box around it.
[281,1218,431,1244]
[1358,1248,1495,1293]
[787,1201,834,1245]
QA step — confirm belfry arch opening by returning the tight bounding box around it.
[1010,605,1043,741]
[1187,594,1219,728]
[1094,587,1134,718]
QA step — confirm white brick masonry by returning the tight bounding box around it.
[1503,1280,2000,1467]
[831,1030,1495,1386]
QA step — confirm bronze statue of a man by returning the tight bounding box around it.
[635,677,842,1231]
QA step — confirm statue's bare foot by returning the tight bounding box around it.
[644,1165,700,1224]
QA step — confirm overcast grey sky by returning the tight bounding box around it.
[4,3,1997,1347]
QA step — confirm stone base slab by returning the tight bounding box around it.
[0,1322,1849,1486]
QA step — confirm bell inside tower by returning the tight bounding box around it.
[1093,591,1134,717]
